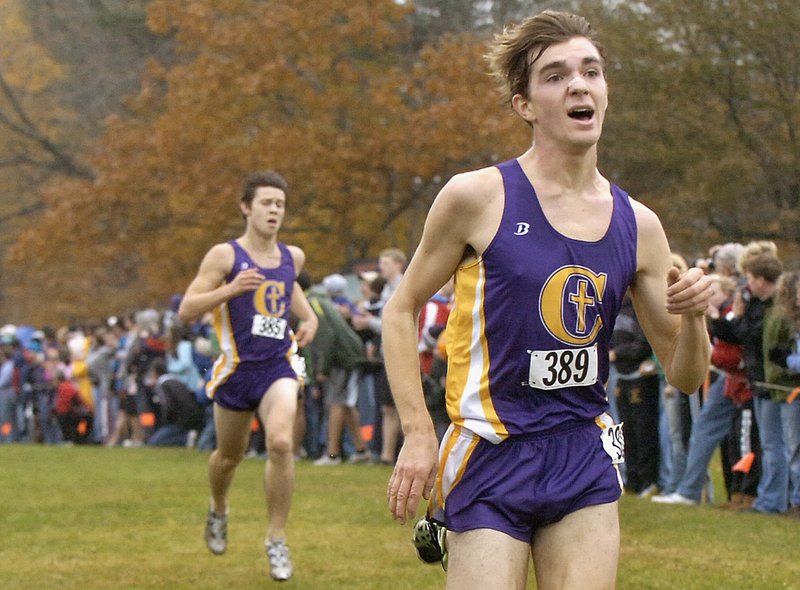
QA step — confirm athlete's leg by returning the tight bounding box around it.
[257,377,299,540]
[532,502,619,590]
[445,528,530,590]
[293,391,306,457]
[380,404,401,463]
[326,404,345,457]
[344,406,366,452]
[209,404,252,514]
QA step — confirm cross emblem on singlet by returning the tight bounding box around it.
[254,280,286,317]
[266,286,282,311]
[568,279,595,334]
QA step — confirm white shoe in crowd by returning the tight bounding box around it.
[348,450,370,464]
[637,484,660,498]
[313,454,342,466]
[651,493,698,506]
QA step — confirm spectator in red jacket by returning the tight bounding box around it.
[54,372,92,444]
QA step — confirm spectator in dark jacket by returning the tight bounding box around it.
[610,293,660,496]
[712,250,784,513]
[147,358,206,447]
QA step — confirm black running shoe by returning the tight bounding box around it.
[412,517,448,570]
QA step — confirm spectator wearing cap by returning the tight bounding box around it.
[322,273,358,319]
[146,358,206,447]
[418,277,453,376]
[312,274,370,465]
[0,345,15,442]
[418,277,453,442]
[350,248,407,464]
[6,330,32,442]
[53,370,92,444]
[714,242,747,284]
[20,331,60,444]
[87,327,118,444]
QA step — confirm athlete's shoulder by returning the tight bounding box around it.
[625,195,670,273]
[191,241,236,287]
[203,241,236,269]
[435,165,503,214]
[626,195,664,236]
[283,244,306,273]
[446,165,502,195]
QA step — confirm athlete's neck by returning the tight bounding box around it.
[519,143,602,195]
[238,231,280,258]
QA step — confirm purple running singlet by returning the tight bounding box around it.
[206,240,298,410]
[431,159,636,534]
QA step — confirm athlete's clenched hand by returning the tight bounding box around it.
[294,316,318,348]
[665,266,711,317]
[229,267,265,296]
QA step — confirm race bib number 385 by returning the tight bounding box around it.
[528,344,598,390]
[251,314,287,340]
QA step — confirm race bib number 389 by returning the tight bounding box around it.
[251,314,287,340]
[528,344,598,390]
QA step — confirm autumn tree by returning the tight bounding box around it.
[580,0,800,258]
[9,0,798,325]
[0,0,172,323]
[0,0,89,219]
[7,0,527,325]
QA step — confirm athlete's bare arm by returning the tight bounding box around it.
[178,243,265,323]
[628,200,711,393]
[385,167,503,524]
[286,245,318,348]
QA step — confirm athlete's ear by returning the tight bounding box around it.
[239,200,251,217]
[512,92,537,125]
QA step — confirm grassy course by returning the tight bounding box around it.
[1,444,797,589]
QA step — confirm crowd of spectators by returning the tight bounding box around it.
[634,240,800,518]
[0,302,217,449]
[2,241,798,518]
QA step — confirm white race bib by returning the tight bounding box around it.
[601,422,625,465]
[251,314,287,340]
[528,344,598,390]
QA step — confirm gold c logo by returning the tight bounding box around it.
[539,266,607,345]
[253,280,286,317]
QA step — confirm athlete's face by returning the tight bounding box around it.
[242,186,286,235]
[513,37,608,150]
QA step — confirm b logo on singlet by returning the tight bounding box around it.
[514,222,530,236]
[539,265,607,346]
[253,280,286,317]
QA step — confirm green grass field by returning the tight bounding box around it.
[1,445,797,589]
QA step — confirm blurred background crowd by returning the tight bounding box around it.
[2,240,799,518]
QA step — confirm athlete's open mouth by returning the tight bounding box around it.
[568,107,594,121]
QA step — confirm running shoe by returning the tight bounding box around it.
[412,516,448,571]
[637,483,659,498]
[313,454,342,466]
[266,538,293,581]
[204,504,228,555]
[348,450,370,464]
[651,493,698,506]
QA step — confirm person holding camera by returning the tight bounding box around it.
[709,248,783,513]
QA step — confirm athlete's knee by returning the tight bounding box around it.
[212,448,245,470]
[266,432,293,457]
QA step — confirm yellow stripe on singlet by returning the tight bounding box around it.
[445,259,507,443]
[206,302,239,398]
[431,424,481,516]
